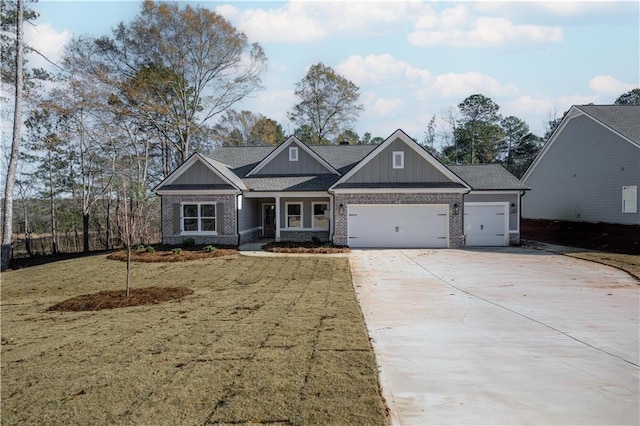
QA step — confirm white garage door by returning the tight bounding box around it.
[464,203,509,246]
[348,204,449,248]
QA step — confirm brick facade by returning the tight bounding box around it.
[332,192,465,248]
[161,194,238,246]
[280,230,330,242]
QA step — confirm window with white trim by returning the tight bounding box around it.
[286,202,302,228]
[289,146,298,161]
[181,203,216,233]
[312,202,329,229]
[622,185,637,213]
[392,151,404,169]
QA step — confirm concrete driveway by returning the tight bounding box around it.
[349,248,639,426]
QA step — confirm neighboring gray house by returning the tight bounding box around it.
[154,129,528,248]
[522,105,640,225]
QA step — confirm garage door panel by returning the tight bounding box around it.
[348,204,448,248]
[464,203,509,246]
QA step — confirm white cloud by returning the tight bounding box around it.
[408,6,562,48]
[336,54,431,87]
[369,97,405,117]
[589,75,636,95]
[24,22,71,70]
[216,2,430,43]
[429,72,519,99]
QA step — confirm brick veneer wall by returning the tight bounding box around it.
[332,192,465,248]
[280,230,330,242]
[161,194,238,246]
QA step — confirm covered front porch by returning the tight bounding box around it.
[238,192,333,244]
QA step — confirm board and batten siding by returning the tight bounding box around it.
[172,160,228,185]
[345,138,453,184]
[523,115,640,225]
[238,197,260,232]
[464,193,519,231]
[254,142,332,175]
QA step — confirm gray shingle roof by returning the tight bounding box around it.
[448,164,529,190]
[575,105,640,145]
[243,175,341,191]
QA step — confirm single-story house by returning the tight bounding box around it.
[154,129,529,248]
[522,105,640,225]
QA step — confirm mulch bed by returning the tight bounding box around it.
[47,287,194,312]
[522,219,640,255]
[107,248,238,262]
[262,241,350,254]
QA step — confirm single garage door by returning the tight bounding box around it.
[348,204,449,248]
[464,202,509,246]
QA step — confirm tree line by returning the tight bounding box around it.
[1,0,639,270]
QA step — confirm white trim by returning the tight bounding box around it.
[247,136,340,176]
[466,190,523,195]
[392,151,404,169]
[622,185,637,213]
[285,201,303,229]
[289,146,299,161]
[312,201,330,230]
[243,191,330,198]
[156,189,240,195]
[331,129,470,191]
[331,187,470,194]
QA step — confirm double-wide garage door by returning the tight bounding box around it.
[347,204,449,248]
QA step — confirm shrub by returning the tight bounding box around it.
[182,238,196,249]
[203,245,215,253]
[145,246,155,253]
[172,248,183,255]
[135,244,146,251]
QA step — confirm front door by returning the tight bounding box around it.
[262,203,276,237]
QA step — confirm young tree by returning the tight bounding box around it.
[614,88,640,105]
[288,62,363,145]
[64,0,267,168]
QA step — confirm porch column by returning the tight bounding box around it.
[275,195,281,242]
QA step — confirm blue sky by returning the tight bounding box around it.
[25,1,640,146]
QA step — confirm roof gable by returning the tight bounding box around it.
[246,136,339,176]
[153,153,244,193]
[522,105,640,181]
[331,129,469,190]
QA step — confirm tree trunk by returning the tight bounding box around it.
[1,0,24,271]
[126,245,131,297]
[105,198,111,250]
[83,213,90,254]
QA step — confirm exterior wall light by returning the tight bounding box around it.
[453,203,459,215]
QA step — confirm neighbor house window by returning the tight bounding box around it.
[181,203,216,233]
[313,202,329,229]
[622,185,637,213]
[289,146,298,161]
[286,202,302,228]
[393,151,404,169]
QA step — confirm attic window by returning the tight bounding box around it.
[289,146,298,162]
[392,151,404,169]
[622,185,637,213]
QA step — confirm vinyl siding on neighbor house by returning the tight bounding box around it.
[523,115,640,225]
[253,141,333,175]
[344,138,453,184]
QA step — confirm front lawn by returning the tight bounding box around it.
[1,254,388,425]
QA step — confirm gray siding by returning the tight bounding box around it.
[464,193,519,231]
[173,160,227,185]
[238,197,260,232]
[523,115,640,225]
[255,142,333,175]
[345,138,453,184]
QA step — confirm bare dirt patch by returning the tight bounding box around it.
[1,255,388,425]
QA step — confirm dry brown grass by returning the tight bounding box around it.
[107,247,238,262]
[565,252,640,280]
[1,254,388,425]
